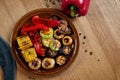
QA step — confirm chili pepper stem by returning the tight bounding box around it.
[70,5,75,17]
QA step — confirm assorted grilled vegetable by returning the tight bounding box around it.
[42,58,55,69]
[54,29,64,39]
[16,15,74,70]
[21,48,37,62]
[56,55,66,66]
[28,58,41,70]
[40,28,53,38]
[50,40,61,51]
[62,36,73,46]
[42,38,54,47]
[16,35,33,50]
[60,46,72,55]
[46,50,57,57]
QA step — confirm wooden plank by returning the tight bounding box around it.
[0,0,120,80]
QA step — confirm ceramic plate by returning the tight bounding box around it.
[11,8,79,76]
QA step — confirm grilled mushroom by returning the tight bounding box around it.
[47,49,58,57]
[62,36,73,46]
[54,29,64,39]
[60,20,68,26]
[28,58,41,70]
[61,46,72,55]
[58,24,71,35]
[56,55,66,66]
[42,58,55,69]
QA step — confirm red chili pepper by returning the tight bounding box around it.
[33,41,45,56]
[61,0,90,17]
[32,15,60,27]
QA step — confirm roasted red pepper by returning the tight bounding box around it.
[21,15,60,35]
[61,0,90,17]
[28,31,44,56]
[28,31,41,43]
[32,15,60,27]
[21,23,49,35]
[33,41,45,56]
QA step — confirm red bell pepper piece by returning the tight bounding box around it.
[21,23,49,35]
[28,31,44,56]
[21,15,60,35]
[32,15,40,24]
[32,15,60,27]
[61,0,90,17]
[33,41,45,56]
[28,31,40,43]
[39,18,60,27]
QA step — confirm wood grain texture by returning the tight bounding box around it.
[0,0,120,80]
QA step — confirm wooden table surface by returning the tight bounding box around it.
[0,0,120,80]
